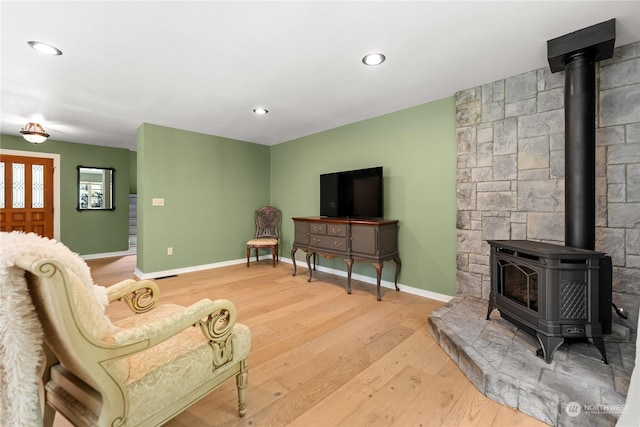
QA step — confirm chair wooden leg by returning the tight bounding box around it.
[42,402,56,427]
[272,245,276,267]
[255,248,259,262]
[246,247,250,267]
[236,360,248,417]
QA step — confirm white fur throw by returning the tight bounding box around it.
[0,231,108,427]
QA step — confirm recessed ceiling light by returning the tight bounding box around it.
[27,41,63,56]
[362,53,385,66]
[253,107,269,115]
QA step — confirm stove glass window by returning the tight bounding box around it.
[498,260,538,312]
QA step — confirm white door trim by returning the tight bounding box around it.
[1,148,61,240]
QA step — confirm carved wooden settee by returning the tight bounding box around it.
[14,255,251,426]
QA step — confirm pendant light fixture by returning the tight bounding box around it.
[20,122,50,144]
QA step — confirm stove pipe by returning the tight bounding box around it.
[547,19,616,250]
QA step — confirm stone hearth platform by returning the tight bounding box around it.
[427,295,636,426]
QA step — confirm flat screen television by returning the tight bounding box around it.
[320,166,383,218]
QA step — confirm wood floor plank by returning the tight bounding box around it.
[49,256,545,427]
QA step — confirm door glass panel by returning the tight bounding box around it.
[0,162,4,208]
[32,164,44,208]
[12,163,25,208]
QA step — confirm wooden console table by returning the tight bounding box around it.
[291,217,401,301]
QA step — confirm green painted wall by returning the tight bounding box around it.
[136,123,270,274]
[2,96,458,297]
[129,150,137,194]
[270,97,458,296]
[0,134,130,254]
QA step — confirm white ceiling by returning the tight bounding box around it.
[2,1,639,151]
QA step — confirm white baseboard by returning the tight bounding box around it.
[81,248,137,260]
[134,255,453,302]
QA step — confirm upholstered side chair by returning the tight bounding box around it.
[15,255,251,427]
[246,206,281,267]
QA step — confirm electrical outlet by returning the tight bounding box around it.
[152,198,165,206]
[167,247,173,255]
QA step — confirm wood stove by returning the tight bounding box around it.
[486,240,612,363]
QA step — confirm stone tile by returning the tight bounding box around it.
[517,180,564,212]
[538,67,564,91]
[627,163,640,202]
[448,296,487,320]
[477,181,511,192]
[457,343,487,391]
[560,347,616,391]
[518,168,550,181]
[537,88,563,112]
[476,142,493,167]
[482,101,504,122]
[550,149,564,178]
[456,87,480,105]
[609,202,640,228]
[614,365,632,394]
[518,110,564,138]
[506,98,537,117]
[539,368,602,408]
[628,122,640,143]
[456,126,476,153]
[609,142,640,164]
[493,154,517,180]
[493,117,518,155]
[597,125,625,146]
[477,124,493,143]
[505,71,537,103]
[485,371,520,407]
[600,57,640,90]
[477,191,517,211]
[518,136,550,169]
[516,384,558,425]
[627,228,640,256]
[457,100,482,126]
[596,227,626,267]
[526,212,564,242]
[456,271,482,297]
[481,216,511,240]
[599,83,640,126]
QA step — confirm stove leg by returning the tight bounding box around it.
[486,301,494,320]
[591,337,608,364]
[536,334,565,363]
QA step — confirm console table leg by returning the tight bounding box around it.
[291,248,298,276]
[373,262,383,301]
[393,256,401,291]
[305,252,314,282]
[344,258,354,294]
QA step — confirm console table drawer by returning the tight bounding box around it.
[310,235,348,252]
[327,224,347,237]
[310,223,327,235]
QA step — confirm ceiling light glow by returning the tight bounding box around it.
[362,53,385,66]
[253,107,269,115]
[28,41,63,56]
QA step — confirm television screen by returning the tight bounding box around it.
[320,167,383,218]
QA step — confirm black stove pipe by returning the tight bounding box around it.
[547,19,616,250]
[564,52,596,250]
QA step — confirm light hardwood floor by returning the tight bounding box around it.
[55,256,546,427]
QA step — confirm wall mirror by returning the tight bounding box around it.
[77,166,115,211]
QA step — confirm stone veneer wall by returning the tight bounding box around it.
[455,41,640,330]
